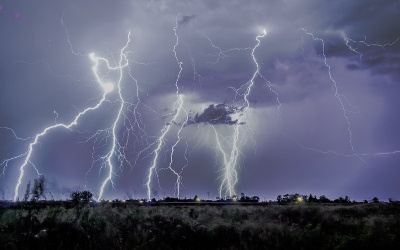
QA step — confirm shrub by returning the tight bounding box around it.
[70,190,93,203]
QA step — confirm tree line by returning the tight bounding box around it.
[14,176,395,204]
[276,193,384,204]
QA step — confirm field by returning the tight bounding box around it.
[1,202,400,249]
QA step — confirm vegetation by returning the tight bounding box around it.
[70,190,93,203]
[23,175,46,202]
[1,200,400,249]
[1,187,399,249]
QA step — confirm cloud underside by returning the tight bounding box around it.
[188,103,242,125]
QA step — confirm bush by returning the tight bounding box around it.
[70,190,93,203]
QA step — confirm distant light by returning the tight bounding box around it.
[232,197,237,202]
[195,197,201,202]
[139,200,144,204]
[296,196,303,203]
[108,200,112,203]
[122,199,126,203]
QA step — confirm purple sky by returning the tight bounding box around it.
[1,0,400,201]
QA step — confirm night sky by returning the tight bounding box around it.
[1,0,400,201]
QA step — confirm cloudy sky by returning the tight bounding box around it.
[1,0,400,201]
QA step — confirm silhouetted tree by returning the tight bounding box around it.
[70,190,93,203]
[372,197,379,203]
[31,175,45,201]
[22,175,46,202]
[334,195,351,204]
[319,195,331,203]
[308,194,317,203]
[163,197,179,202]
[283,194,290,202]
[240,195,249,202]
[276,193,305,203]
[23,181,31,202]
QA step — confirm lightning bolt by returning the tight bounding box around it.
[357,35,399,50]
[203,35,252,65]
[211,125,237,198]
[4,27,132,201]
[4,10,399,202]
[161,95,188,198]
[145,14,187,200]
[216,29,267,198]
[0,127,31,177]
[300,28,363,162]
[341,32,400,61]
[342,32,400,62]
[287,29,400,159]
[341,32,364,59]
[97,32,131,201]
[61,12,87,57]
[10,59,113,201]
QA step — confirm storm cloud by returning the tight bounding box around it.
[178,14,195,25]
[1,0,400,201]
[188,103,242,125]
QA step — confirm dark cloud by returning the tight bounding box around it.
[343,49,400,80]
[188,103,241,125]
[330,0,400,41]
[346,63,360,71]
[178,15,195,25]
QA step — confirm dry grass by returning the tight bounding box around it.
[1,203,400,249]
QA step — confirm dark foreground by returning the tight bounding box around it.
[1,202,400,249]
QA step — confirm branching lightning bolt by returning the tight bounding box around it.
[161,95,188,198]
[4,29,132,201]
[300,28,363,162]
[10,62,112,201]
[217,29,267,198]
[145,14,187,200]
[3,9,400,202]
[97,32,131,201]
[291,29,400,159]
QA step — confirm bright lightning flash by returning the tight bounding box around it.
[97,32,131,201]
[217,29,267,198]
[5,32,132,201]
[4,13,400,202]
[145,14,189,200]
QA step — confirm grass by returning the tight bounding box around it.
[1,202,400,249]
